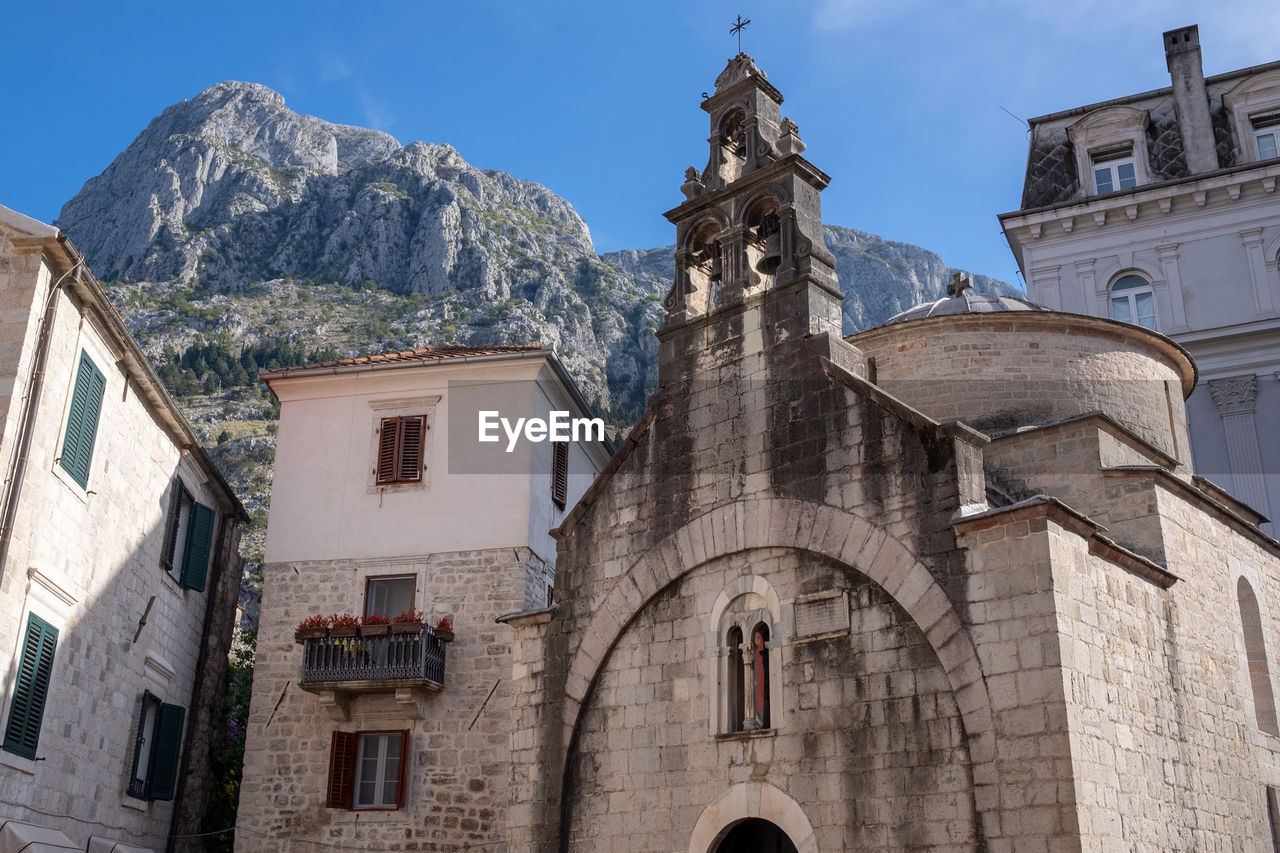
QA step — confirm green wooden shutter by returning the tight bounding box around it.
[59,351,106,488]
[160,484,184,571]
[144,702,185,801]
[180,502,216,592]
[3,614,58,760]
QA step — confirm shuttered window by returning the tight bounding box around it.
[127,693,186,800]
[552,442,568,509]
[161,480,216,591]
[59,350,106,488]
[375,416,425,485]
[3,614,58,760]
[327,730,409,810]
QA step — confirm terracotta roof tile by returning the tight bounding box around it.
[261,344,546,375]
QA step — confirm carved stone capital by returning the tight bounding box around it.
[1209,374,1258,415]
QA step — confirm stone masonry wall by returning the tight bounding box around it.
[852,314,1194,468]
[563,549,976,852]
[237,546,531,852]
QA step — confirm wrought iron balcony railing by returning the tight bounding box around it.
[299,627,446,690]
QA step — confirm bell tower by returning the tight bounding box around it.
[660,53,842,384]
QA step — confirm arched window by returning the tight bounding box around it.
[1109,274,1157,331]
[1238,577,1279,734]
[713,582,779,736]
[726,626,744,733]
[751,623,770,730]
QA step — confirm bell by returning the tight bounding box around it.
[708,255,723,281]
[755,233,781,276]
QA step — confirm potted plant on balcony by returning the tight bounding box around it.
[392,608,424,635]
[435,616,454,643]
[294,614,329,643]
[361,613,391,637]
[329,613,361,639]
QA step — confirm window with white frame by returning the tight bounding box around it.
[1091,146,1138,194]
[1109,274,1158,331]
[327,729,408,810]
[1254,113,1280,160]
[364,576,415,621]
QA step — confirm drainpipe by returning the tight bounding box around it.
[0,240,81,586]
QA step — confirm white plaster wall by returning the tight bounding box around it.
[525,363,609,572]
[266,356,607,566]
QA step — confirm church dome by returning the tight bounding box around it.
[880,288,1050,327]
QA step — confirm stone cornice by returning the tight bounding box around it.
[952,495,1179,588]
[999,161,1280,234]
[663,154,831,222]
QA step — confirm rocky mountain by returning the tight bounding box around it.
[55,81,1021,564]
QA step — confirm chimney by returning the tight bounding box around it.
[1164,25,1219,174]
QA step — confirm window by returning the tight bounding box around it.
[726,626,744,733]
[161,479,216,591]
[327,730,408,810]
[1092,149,1138,195]
[552,442,568,510]
[1109,275,1157,331]
[1254,113,1280,160]
[751,623,771,730]
[376,416,425,485]
[2,614,57,759]
[718,599,775,735]
[59,350,106,488]
[365,576,415,620]
[127,692,186,800]
[1238,577,1279,735]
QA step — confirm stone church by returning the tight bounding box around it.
[500,55,1280,851]
[240,54,1280,852]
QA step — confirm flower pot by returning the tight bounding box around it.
[435,628,455,643]
[391,620,423,635]
[294,627,327,643]
[329,625,359,639]
[361,623,390,637]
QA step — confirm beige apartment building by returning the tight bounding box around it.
[236,345,610,850]
[0,204,246,852]
[1001,25,1280,534]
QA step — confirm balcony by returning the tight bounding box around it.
[298,627,447,721]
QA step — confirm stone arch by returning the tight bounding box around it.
[709,574,781,631]
[559,497,998,811]
[686,781,817,853]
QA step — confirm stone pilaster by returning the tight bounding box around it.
[1209,374,1272,520]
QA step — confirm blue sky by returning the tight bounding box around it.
[3,0,1277,288]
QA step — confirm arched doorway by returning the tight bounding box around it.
[715,819,798,853]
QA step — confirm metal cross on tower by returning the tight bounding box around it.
[730,15,752,53]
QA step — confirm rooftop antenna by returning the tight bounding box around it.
[730,14,752,53]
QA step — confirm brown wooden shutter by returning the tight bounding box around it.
[327,731,357,809]
[396,729,410,808]
[552,442,568,509]
[397,416,424,483]
[376,418,399,484]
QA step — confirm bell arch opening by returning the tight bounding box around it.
[713,818,798,853]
